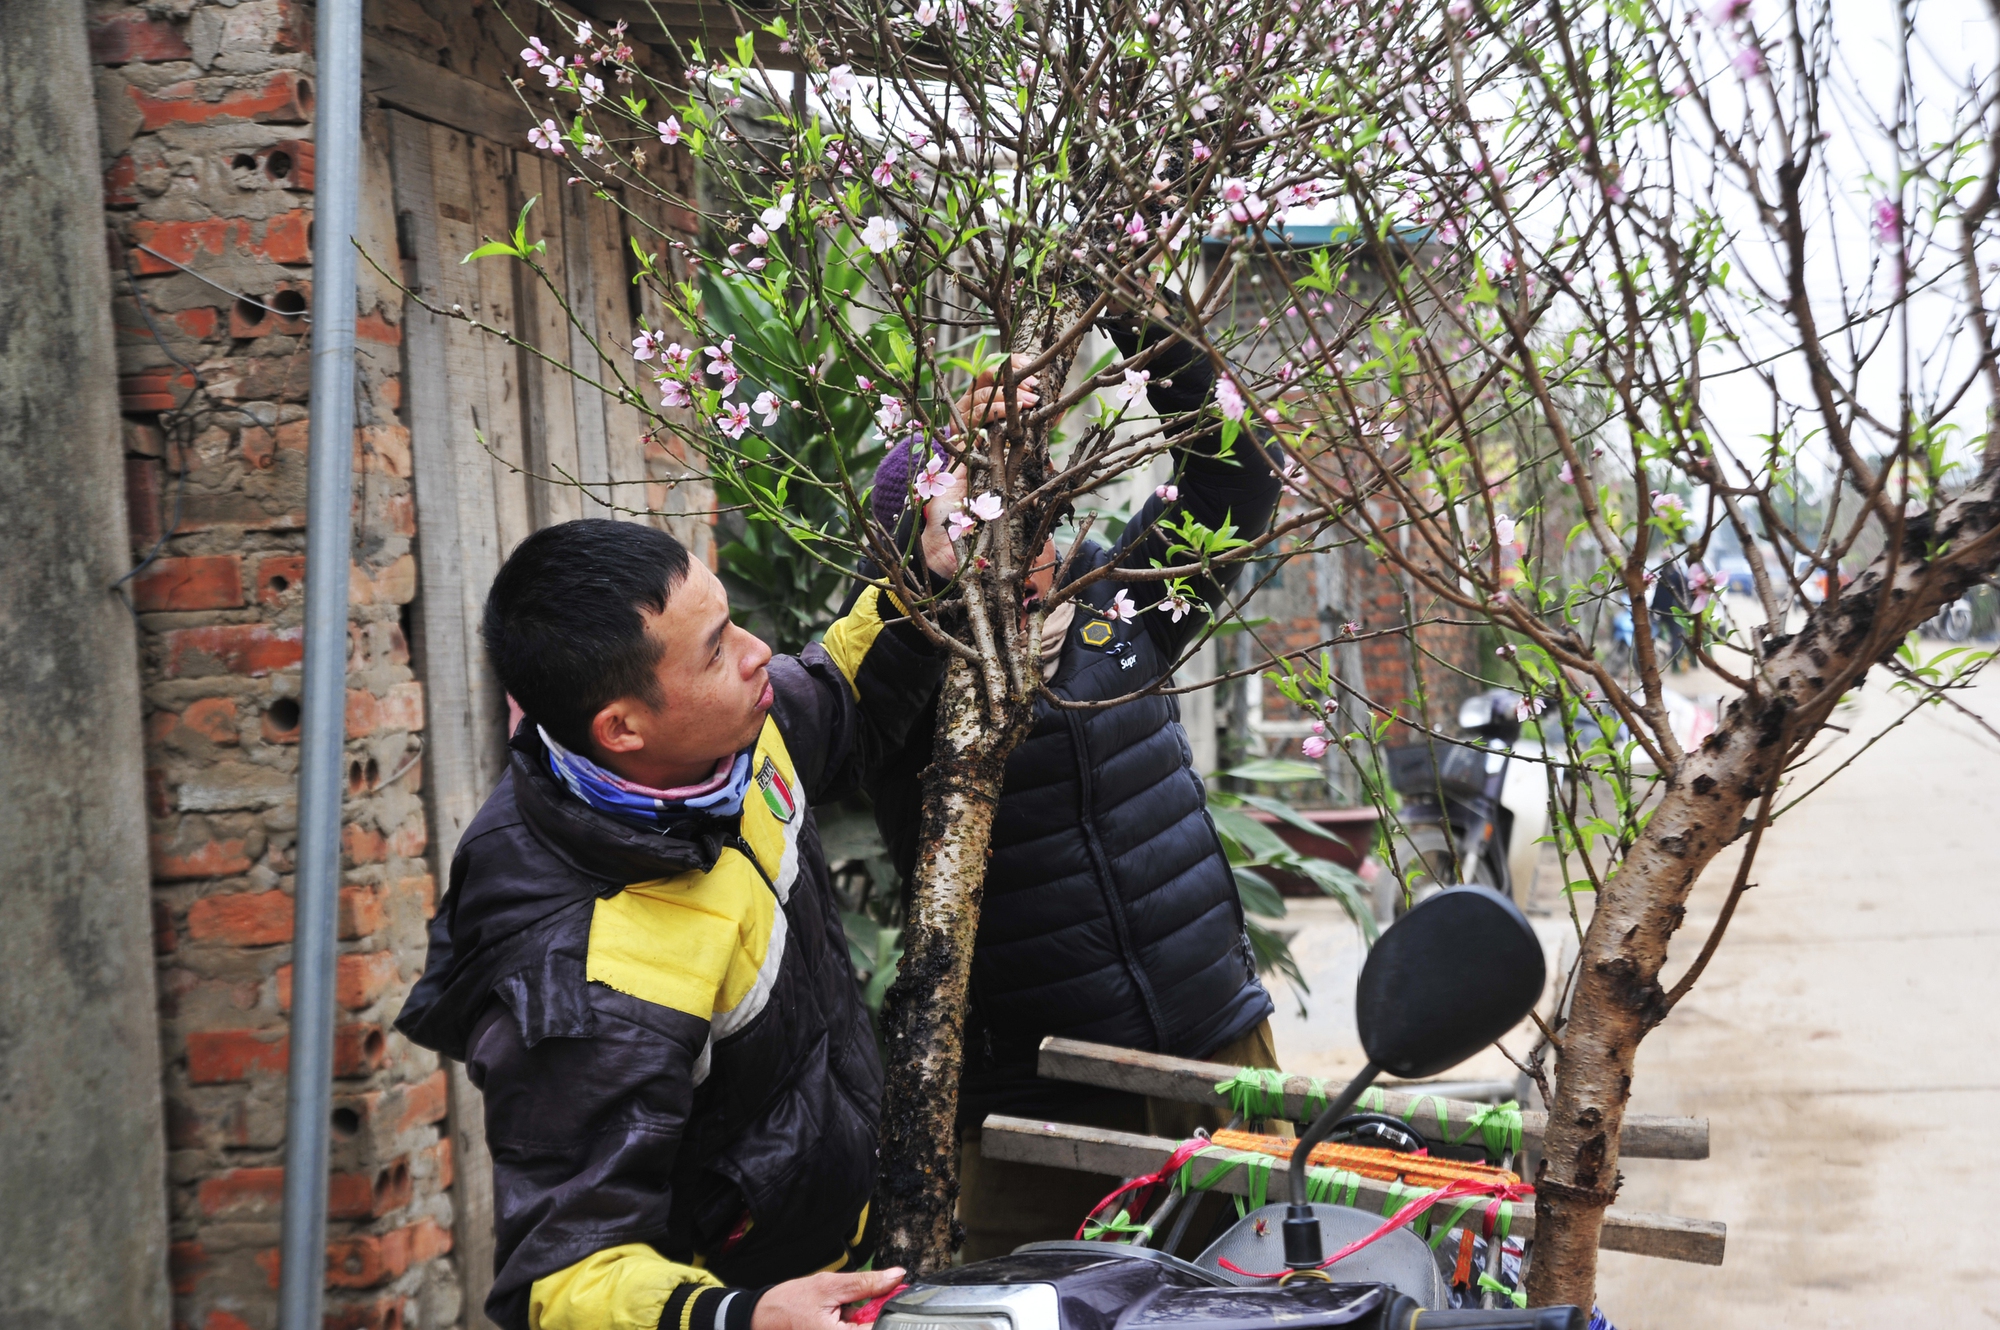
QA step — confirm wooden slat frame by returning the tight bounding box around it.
[385,110,509,1329]
[1037,1038,1710,1162]
[470,136,535,561]
[979,1116,1726,1267]
[515,151,587,528]
[584,191,652,521]
[365,41,536,142]
[622,187,714,559]
[559,173,615,516]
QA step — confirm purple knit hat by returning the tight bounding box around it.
[869,432,936,537]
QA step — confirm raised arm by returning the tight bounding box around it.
[1102,320,1284,660]
[770,585,945,805]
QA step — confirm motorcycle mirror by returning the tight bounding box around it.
[1280,886,1546,1266]
[1357,885,1546,1080]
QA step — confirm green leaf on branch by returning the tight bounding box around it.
[462,195,547,263]
[1224,758,1327,783]
[1232,866,1287,919]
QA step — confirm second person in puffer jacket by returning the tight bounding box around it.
[859,322,1287,1258]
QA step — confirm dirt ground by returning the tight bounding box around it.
[1265,661,1999,1324]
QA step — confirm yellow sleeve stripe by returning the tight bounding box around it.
[821,585,889,700]
[529,1244,718,1330]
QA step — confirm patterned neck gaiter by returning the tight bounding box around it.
[539,725,755,829]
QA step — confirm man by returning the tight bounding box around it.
[396,520,935,1330]
[863,325,1288,1258]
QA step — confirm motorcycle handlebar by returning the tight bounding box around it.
[1405,1308,1585,1330]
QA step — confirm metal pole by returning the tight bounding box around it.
[277,0,361,1322]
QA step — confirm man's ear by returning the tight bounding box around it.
[589,699,646,758]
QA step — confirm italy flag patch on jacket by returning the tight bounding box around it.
[756,755,796,824]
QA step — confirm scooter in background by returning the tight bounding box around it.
[1381,689,1550,917]
[1924,597,1974,642]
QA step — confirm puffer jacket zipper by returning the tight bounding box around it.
[1063,706,1172,1050]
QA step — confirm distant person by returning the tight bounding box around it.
[1651,560,1690,669]
[397,520,938,1330]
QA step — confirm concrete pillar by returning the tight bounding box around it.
[0,0,173,1324]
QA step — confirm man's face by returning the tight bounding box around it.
[591,560,774,787]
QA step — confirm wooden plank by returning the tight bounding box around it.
[979,1116,1726,1267]
[364,39,536,143]
[559,170,614,516]
[1037,1038,1710,1162]
[446,1063,500,1327]
[514,151,585,527]
[423,121,510,795]
[585,190,650,521]
[469,135,534,561]
[383,109,500,1329]
[621,189,713,561]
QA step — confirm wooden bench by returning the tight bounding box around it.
[972,1036,1726,1267]
[1035,1038,1711,1161]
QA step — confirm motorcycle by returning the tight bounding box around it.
[1381,689,1549,914]
[873,887,1585,1330]
[1923,598,1974,642]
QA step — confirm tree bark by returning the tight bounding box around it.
[872,278,1092,1271]
[1525,467,2000,1309]
[874,654,1034,1271]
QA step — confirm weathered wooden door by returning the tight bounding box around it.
[384,107,706,1324]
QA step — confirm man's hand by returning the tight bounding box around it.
[921,357,1043,578]
[954,355,1040,432]
[750,1268,907,1330]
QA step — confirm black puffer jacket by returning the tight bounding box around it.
[870,338,1283,1125]
[397,598,939,1330]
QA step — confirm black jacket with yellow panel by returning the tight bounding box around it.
[395,587,939,1330]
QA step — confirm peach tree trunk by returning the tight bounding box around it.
[872,654,1036,1270]
[1525,467,2000,1308]
[873,294,1087,1272]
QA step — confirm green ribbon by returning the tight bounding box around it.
[1467,1101,1524,1158]
[1379,1180,1424,1238]
[1082,1207,1152,1242]
[1349,1088,1524,1163]
[1478,1273,1528,1308]
[1177,1147,1273,1210]
[1213,1066,1334,1122]
[1304,1166,1363,1208]
[1428,1197,1485,1251]
[1213,1067,1286,1119]
[1303,1076,1329,1120]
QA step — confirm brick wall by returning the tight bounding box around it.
[96,0,707,1322]
[1250,495,1487,769]
[95,1,460,1325]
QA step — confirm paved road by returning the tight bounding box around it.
[1596,666,2000,1326]
[1264,664,1999,1323]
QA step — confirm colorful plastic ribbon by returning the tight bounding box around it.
[844,1284,911,1325]
[1479,1273,1529,1308]
[1075,1136,1212,1242]
[1213,1175,1535,1279]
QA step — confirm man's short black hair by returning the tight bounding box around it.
[483,519,693,754]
